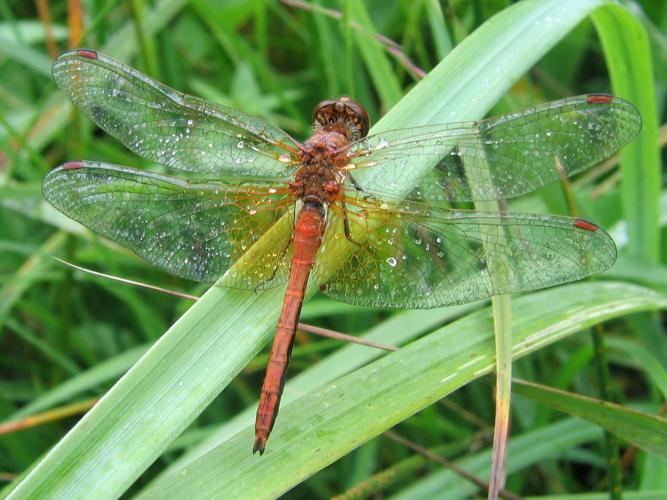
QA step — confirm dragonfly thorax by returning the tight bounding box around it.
[294,126,351,204]
[289,162,342,205]
[303,129,349,153]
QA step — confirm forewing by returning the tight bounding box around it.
[52,50,299,178]
[314,197,616,308]
[349,95,641,202]
[43,161,295,287]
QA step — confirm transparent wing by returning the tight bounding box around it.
[52,50,300,178]
[314,195,616,308]
[349,95,641,202]
[43,161,295,288]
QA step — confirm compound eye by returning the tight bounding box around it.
[313,99,336,127]
[343,100,370,138]
[312,97,371,139]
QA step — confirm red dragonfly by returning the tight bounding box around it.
[44,49,641,454]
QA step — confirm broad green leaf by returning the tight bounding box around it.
[155,304,477,479]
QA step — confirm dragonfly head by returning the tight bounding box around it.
[313,96,370,141]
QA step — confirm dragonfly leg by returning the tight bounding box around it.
[341,200,363,247]
[348,173,364,192]
[349,173,377,202]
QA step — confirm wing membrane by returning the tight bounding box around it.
[52,50,299,178]
[349,95,641,202]
[315,197,616,308]
[43,161,295,287]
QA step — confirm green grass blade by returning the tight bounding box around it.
[348,1,403,107]
[425,0,452,59]
[489,294,512,499]
[4,318,78,375]
[592,5,661,264]
[513,379,667,460]
[393,417,602,499]
[137,282,667,499]
[523,493,667,500]
[394,418,665,499]
[591,3,667,379]
[0,20,68,44]
[4,345,147,421]
[0,231,66,332]
[606,337,667,401]
[0,36,52,76]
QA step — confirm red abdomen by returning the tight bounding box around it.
[253,202,326,454]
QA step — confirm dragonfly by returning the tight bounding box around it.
[43,49,641,454]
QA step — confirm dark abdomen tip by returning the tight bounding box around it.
[253,436,266,455]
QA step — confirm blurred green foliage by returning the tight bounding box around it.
[0,0,665,498]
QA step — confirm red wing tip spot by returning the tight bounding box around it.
[574,219,599,232]
[77,49,98,59]
[63,161,85,170]
[586,94,614,104]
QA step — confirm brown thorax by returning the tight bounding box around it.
[290,96,370,204]
[289,163,341,204]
